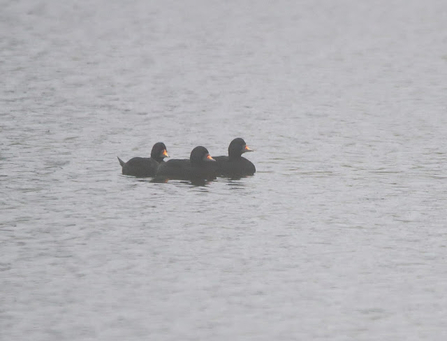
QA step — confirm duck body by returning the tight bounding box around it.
[118,157,160,177]
[118,142,168,177]
[213,155,256,177]
[156,146,217,180]
[214,138,256,177]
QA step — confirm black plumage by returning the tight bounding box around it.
[156,146,217,180]
[213,138,256,177]
[118,142,168,177]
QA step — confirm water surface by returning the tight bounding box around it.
[1,0,447,340]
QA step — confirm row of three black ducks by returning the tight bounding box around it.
[118,138,256,180]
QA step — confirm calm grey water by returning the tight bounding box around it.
[1,0,447,340]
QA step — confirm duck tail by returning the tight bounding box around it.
[117,157,125,167]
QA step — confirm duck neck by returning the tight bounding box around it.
[229,152,242,160]
[152,155,163,163]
